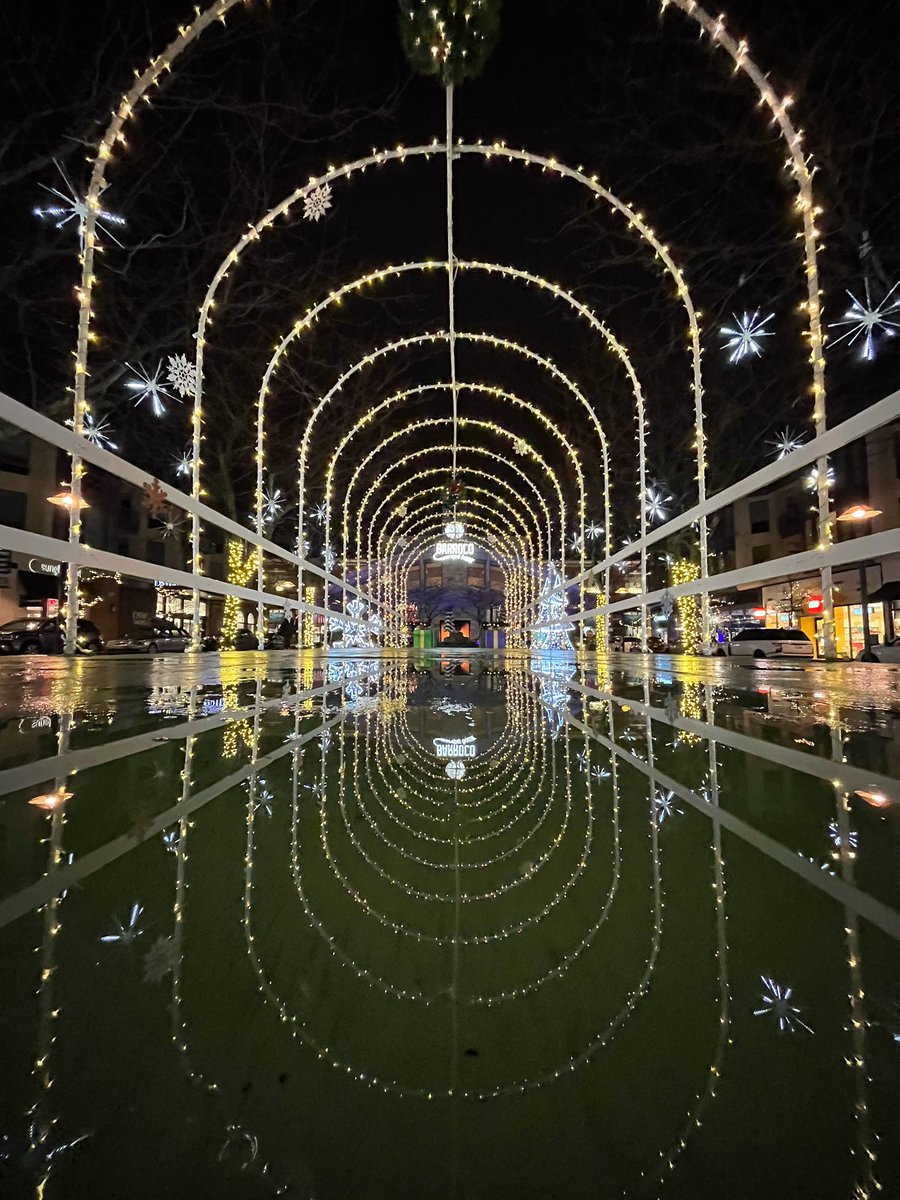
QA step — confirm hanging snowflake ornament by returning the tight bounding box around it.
[805,462,835,494]
[323,544,336,572]
[720,310,775,362]
[311,502,327,523]
[142,479,169,518]
[645,483,673,524]
[33,159,125,250]
[584,521,604,540]
[769,427,805,460]
[261,483,286,525]
[753,975,813,1035]
[569,532,583,553]
[125,360,179,417]
[142,935,179,984]
[829,278,900,361]
[303,183,332,223]
[165,353,198,399]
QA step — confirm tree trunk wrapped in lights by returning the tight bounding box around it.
[222,537,256,649]
[671,557,701,655]
[398,0,501,86]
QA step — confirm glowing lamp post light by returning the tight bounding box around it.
[835,503,883,662]
[47,491,90,512]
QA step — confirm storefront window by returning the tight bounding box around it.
[834,604,886,658]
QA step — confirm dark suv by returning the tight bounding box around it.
[0,617,104,656]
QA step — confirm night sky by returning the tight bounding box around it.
[1,0,898,543]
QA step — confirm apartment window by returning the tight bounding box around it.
[468,563,486,588]
[749,499,770,534]
[751,544,771,564]
[0,430,30,475]
[0,489,27,529]
[145,541,165,566]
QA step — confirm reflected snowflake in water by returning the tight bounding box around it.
[162,830,180,854]
[753,975,813,1035]
[827,819,858,850]
[142,935,178,984]
[591,765,611,783]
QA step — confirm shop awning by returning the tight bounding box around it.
[868,580,900,603]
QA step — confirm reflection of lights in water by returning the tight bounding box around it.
[29,788,72,810]
[99,902,144,946]
[753,976,813,1035]
[855,789,891,809]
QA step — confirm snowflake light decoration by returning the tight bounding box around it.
[584,521,604,540]
[162,829,180,854]
[99,902,144,946]
[829,278,900,361]
[33,160,125,250]
[753,975,813,1035]
[645,483,673,524]
[80,412,118,451]
[531,564,575,652]
[569,531,583,553]
[655,789,683,824]
[303,183,332,222]
[258,482,285,527]
[125,361,179,418]
[159,509,185,540]
[591,765,611,783]
[323,544,336,573]
[720,310,775,363]
[311,502,327,523]
[768,427,805,460]
[142,935,179,984]
[252,780,275,818]
[331,597,379,648]
[165,353,198,399]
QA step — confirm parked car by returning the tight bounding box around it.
[726,626,814,660]
[0,617,103,656]
[855,638,900,664]
[105,619,189,655]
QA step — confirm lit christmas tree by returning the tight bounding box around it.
[531,564,575,652]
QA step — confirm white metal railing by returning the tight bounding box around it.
[537,387,900,632]
[0,387,374,632]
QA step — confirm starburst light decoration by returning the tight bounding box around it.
[829,278,900,361]
[303,183,332,222]
[655,789,683,824]
[569,532,582,553]
[827,819,858,851]
[645,483,673,524]
[125,361,179,417]
[584,521,604,540]
[259,482,286,526]
[311,502,328,523]
[99,902,144,946]
[753,976,813,1035]
[720,310,775,362]
[173,446,194,477]
[768,427,805,460]
[805,462,835,494]
[159,510,185,540]
[33,160,125,249]
[78,412,118,451]
[531,564,575,652]
[323,544,336,573]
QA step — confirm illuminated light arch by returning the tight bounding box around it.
[363,470,544,634]
[249,257,644,591]
[352,446,553,614]
[376,500,535,646]
[661,0,833,651]
[323,383,587,629]
[345,420,565,566]
[345,422,565,640]
[356,462,545,648]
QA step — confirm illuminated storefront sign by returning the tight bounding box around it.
[433,736,476,759]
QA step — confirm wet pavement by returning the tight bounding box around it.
[1,649,898,1198]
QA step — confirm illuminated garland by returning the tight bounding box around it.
[221,537,256,650]
[671,558,701,655]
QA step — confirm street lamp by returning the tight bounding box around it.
[835,503,883,661]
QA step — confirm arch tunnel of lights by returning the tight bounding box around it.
[6,2,900,1197]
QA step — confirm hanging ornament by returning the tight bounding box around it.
[530,565,575,652]
[125,361,180,417]
[645,482,673,524]
[173,446,194,478]
[165,353,198,399]
[720,310,775,362]
[829,279,900,361]
[768,427,805,460]
[398,0,502,86]
[76,412,118,451]
[311,502,327,523]
[142,479,169,518]
[303,183,333,222]
[33,159,125,250]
